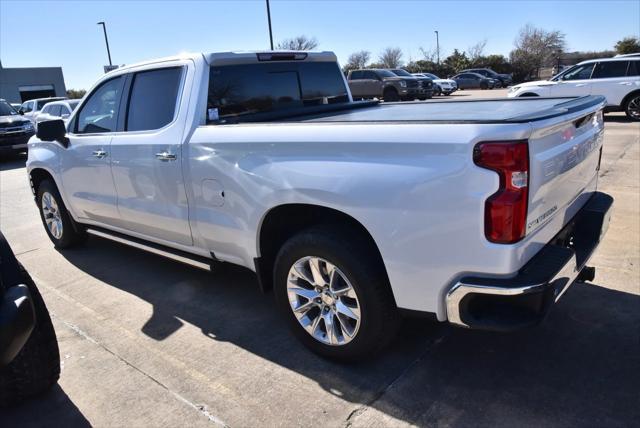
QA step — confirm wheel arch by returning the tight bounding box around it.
[254,203,392,299]
[518,92,540,97]
[620,89,640,109]
[28,167,57,197]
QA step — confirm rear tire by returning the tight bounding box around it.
[36,180,86,249]
[0,266,60,407]
[383,87,400,102]
[623,93,640,121]
[273,226,400,361]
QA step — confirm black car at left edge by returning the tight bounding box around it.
[0,99,35,157]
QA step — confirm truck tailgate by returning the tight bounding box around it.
[526,101,606,240]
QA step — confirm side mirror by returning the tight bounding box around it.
[36,119,69,148]
[18,110,24,115]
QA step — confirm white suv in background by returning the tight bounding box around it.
[34,99,81,130]
[508,57,640,120]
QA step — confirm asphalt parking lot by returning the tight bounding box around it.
[1,89,638,427]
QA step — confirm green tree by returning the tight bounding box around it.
[471,54,513,74]
[615,37,640,54]
[66,89,86,99]
[443,49,471,73]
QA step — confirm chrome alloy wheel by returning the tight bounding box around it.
[627,95,640,120]
[41,191,63,239]
[287,256,361,346]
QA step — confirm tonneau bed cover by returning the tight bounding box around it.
[293,96,605,124]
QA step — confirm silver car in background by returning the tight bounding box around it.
[18,97,66,124]
[413,73,458,95]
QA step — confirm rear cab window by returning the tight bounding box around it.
[207,61,349,123]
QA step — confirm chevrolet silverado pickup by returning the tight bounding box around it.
[26,51,613,360]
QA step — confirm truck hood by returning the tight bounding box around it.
[0,116,31,126]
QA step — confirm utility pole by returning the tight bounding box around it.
[97,22,113,66]
[434,30,440,65]
[266,0,274,50]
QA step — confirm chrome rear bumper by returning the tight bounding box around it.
[446,191,613,331]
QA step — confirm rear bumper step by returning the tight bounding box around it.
[446,191,613,331]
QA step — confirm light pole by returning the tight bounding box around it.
[434,30,440,65]
[266,0,274,50]
[97,22,112,66]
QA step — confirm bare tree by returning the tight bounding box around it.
[347,51,371,69]
[276,35,319,51]
[379,47,403,68]
[509,24,565,79]
[418,47,438,63]
[467,39,487,61]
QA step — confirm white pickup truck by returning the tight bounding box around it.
[27,51,613,360]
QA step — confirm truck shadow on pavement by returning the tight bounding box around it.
[0,155,27,171]
[0,384,90,427]
[46,238,640,426]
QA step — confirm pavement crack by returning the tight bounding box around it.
[343,332,449,428]
[53,314,229,427]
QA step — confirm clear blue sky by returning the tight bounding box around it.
[1,0,639,89]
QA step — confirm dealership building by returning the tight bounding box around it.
[0,61,67,103]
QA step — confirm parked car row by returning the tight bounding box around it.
[347,69,435,101]
[0,97,82,156]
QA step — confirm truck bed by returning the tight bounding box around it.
[291,96,604,124]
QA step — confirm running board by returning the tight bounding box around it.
[85,228,213,271]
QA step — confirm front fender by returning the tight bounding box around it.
[26,141,77,219]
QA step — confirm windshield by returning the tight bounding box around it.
[0,100,18,116]
[376,69,397,78]
[68,100,81,111]
[207,61,350,123]
[391,69,412,77]
[424,73,439,79]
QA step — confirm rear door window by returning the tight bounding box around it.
[592,61,629,79]
[126,67,183,131]
[627,61,640,76]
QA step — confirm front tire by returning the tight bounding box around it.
[624,93,640,121]
[36,180,86,249]
[383,87,400,102]
[274,226,400,361]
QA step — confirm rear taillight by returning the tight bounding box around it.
[473,140,529,244]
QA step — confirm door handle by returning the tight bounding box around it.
[92,150,107,159]
[575,83,588,87]
[156,152,177,161]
